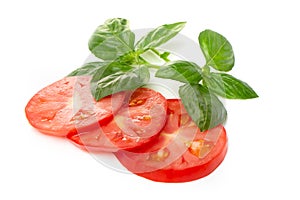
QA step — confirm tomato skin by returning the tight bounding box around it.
[67,87,167,152]
[115,99,228,183]
[25,76,125,137]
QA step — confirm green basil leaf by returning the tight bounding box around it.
[155,60,202,84]
[91,65,150,100]
[179,84,227,131]
[203,73,258,99]
[159,51,170,62]
[67,62,110,77]
[88,18,135,60]
[135,22,186,50]
[91,61,132,82]
[199,29,234,72]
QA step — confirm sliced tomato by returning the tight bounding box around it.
[115,99,228,182]
[67,87,167,152]
[25,76,125,137]
[67,123,119,152]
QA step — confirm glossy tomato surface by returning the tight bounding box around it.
[115,99,228,182]
[25,76,125,137]
[67,87,167,152]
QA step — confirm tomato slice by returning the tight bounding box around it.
[25,76,126,137]
[67,123,119,152]
[67,87,167,152]
[115,99,228,182]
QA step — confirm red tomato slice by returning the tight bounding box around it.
[67,88,167,152]
[25,76,126,137]
[67,123,119,152]
[115,99,228,182]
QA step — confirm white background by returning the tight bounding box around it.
[1,0,300,199]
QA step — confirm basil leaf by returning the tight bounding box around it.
[155,60,202,84]
[91,65,150,100]
[67,62,110,76]
[159,51,171,61]
[88,18,135,60]
[199,29,234,72]
[135,22,186,50]
[203,73,258,99]
[91,61,132,82]
[179,84,227,131]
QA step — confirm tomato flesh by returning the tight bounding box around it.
[115,99,228,182]
[25,76,125,137]
[67,87,167,151]
[67,123,119,152]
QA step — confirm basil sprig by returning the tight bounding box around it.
[68,18,258,131]
[156,29,258,130]
[71,18,185,100]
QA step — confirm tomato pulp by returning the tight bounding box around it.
[25,76,126,137]
[115,99,228,182]
[67,87,167,152]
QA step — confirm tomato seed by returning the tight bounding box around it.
[148,149,169,161]
[129,99,145,106]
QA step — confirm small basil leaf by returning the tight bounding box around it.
[199,29,234,72]
[135,22,186,50]
[203,73,258,99]
[67,62,110,77]
[159,51,170,62]
[88,18,135,60]
[179,84,227,131]
[155,60,202,84]
[91,65,150,100]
